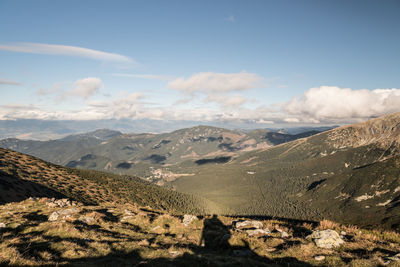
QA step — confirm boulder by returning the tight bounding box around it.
[234,220,263,230]
[246,228,270,237]
[48,212,59,221]
[277,228,289,238]
[182,214,197,226]
[307,229,344,249]
[48,208,79,222]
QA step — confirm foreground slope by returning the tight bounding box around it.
[0,197,399,266]
[0,148,224,214]
[170,113,400,230]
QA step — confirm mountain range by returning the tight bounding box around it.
[1,113,399,230]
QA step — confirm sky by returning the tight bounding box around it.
[1,0,400,127]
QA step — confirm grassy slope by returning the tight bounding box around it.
[171,114,400,230]
[0,197,399,266]
[0,148,226,215]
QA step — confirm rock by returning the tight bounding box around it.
[387,253,400,261]
[0,222,6,229]
[138,239,150,246]
[124,209,135,216]
[281,231,289,238]
[78,215,95,224]
[314,255,325,261]
[307,229,344,249]
[46,198,77,208]
[176,233,184,239]
[277,228,289,238]
[234,220,263,230]
[48,212,59,221]
[246,228,270,237]
[340,231,346,236]
[182,214,197,226]
[233,249,254,257]
[121,215,134,222]
[48,208,79,222]
[169,251,181,257]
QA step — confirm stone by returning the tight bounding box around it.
[0,222,6,229]
[307,229,344,249]
[169,251,181,257]
[48,211,59,221]
[234,220,263,230]
[124,209,135,216]
[138,239,150,246]
[387,253,400,261]
[246,228,270,237]
[314,255,325,261]
[121,215,134,222]
[48,208,79,222]
[277,229,289,238]
[78,215,95,224]
[233,249,254,257]
[182,214,197,226]
[281,231,289,238]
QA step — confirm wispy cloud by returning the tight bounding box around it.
[112,73,172,81]
[0,43,134,63]
[37,77,103,101]
[225,15,235,22]
[68,77,103,99]
[0,78,21,86]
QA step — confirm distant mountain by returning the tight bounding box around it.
[0,118,336,141]
[0,126,323,179]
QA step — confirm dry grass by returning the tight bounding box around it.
[0,198,399,266]
[318,219,341,230]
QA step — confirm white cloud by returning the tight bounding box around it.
[284,118,300,123]
[0,78,21,85]
[284,86,400,123]
[0,42,133,63]
[168,72,263,94]
[112,73,172,81]
[68,77,103,99]
[3,84,400,126]
[205,94,247,107]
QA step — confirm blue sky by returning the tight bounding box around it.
[1,0,400,125]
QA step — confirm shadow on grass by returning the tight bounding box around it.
[1,215,314,267]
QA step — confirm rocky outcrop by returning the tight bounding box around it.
[307,229,344,249]
[48,208,79,222]
[234,220,263,230]
[182,214,197,226]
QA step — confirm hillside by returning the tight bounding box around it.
[0,126,321,179]
[168,113,400,230]
[1,197,399,266]
[0,148,224,214]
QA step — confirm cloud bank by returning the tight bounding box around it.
[0,79,21,86]
[2,85,400,126]
[284,86,400,123]
[0,43,133,63]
